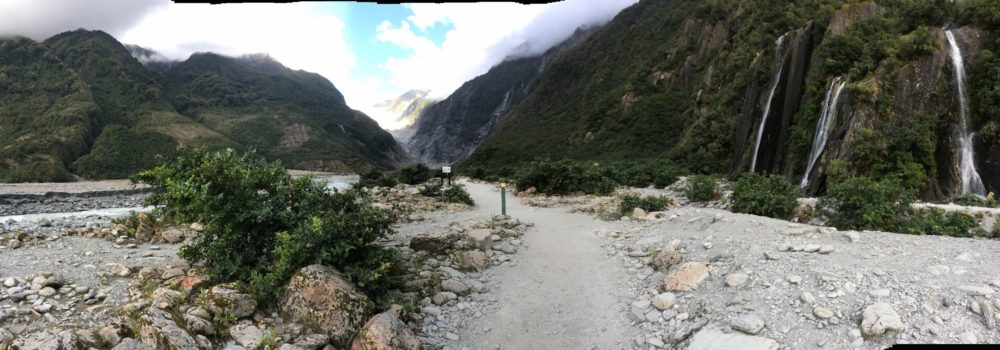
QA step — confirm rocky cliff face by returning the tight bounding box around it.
[459,0,997,201]
[405,27,597,166]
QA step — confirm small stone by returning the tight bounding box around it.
[818,245,834,254]
[651,293,677,310]
[959,331,978,344]
[800,292,815,305]
[813,307,834,319]
[445,332,459,341]
[787,275,802,284]
[725,273,749,287]
[803,245,820,253]
[8,239,21,249]
[441,279,469,295]
[662,262,710,292]
[730,314,765,335]
[108,264,131,277]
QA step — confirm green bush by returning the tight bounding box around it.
[817,177,914,232]
[398,163,434,185]
[513,159,615,195]
[685,175,719,202]
[441,185,475,206]
[419,183,442,197]
[903,208,977,237]
[955,194,997,208]
[618,194,672,215]
[730,173,802,219]
[136,147,397,303]
[356,169,398,188]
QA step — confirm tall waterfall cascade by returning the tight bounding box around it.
[800,77,846,188]
[945,30,987,196]
[750,34,788,173]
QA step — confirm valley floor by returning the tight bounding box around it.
[1,179,998,349]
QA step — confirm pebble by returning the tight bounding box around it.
[818,245,834,254]
[813,307,834,319]
[787,275,802,284]
[730,314,765,335]
[800,292,815,305]
[651,293,676,310]
[725,273,749,287]
[445,332,460,341]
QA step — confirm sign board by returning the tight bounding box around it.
[442,166,452,174]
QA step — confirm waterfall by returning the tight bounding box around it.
[945,30,986,195]
[750,34,788,173]
[800,77,846,188]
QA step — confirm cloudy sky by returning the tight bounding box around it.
[0,0,637,129]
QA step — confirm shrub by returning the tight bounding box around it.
[731,173,802,219]
[357,169,398,188]
[618,194,672,215]
[136,147,397,303]
[513,160,615,195]
[419,183,443,197]
[955,194,997,208]
[903,208,977,237]
[441,185,475,206]
[685,175,720,202]
[398,163,434,185]
[817,177,914,232]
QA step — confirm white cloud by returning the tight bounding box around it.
[0,0,168,40]
[373,0,638,104]
[121,3,356,94]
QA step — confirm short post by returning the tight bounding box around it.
[500,181,507,216]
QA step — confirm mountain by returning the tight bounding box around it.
[0,29,408,181]
[460,0,1000,201]
[375,89,434,132]
[406,27,598,166]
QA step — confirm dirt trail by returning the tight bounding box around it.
[453,180,633,349]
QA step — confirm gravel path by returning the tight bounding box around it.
[451,180,635,349]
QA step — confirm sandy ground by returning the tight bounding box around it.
[446,180,636,349]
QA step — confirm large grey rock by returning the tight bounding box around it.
[280,265,373,348]
[686,329,778,350]
[207,284,257,318]
[441,279,469,295]
[114,338,154,350]
[454,250,488,272]
[861,303,904,336]
[730,314,765,335]
[139,308,200,349]
[13,331,78,350]
[465,229,492,251]
[229,322,264,349]
[351,306,421,350]
[662,262,710,292]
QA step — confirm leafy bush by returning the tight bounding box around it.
[618,194,672,215]
[419,183,442,197]
[136,147,396,303]
[685,175,720,202]
[398,163,434,185]
[441,185,475,206]
[817,177,914,232]
[903,208,977,237]
[513,159,615,195]
[955,194,997,208]
[730,173,802,219]
[356,169,398,188]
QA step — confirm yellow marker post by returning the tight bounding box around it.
[499,181,507,216]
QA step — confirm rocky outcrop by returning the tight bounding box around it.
[825,2,882,37]
[350,306,421,350]
[280,265,374,348]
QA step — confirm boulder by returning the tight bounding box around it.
[139,308,200,349]
[207,284,257,318]
[280,265,374,348]
[465,229,492,251]
[454,250,488,272]
[229,322,264,349]
[651,250,683,271]
[662,262,710,292]
[113,338,153,350]
[12,331,77,350]
[159,228,186,244]
[861,303,904,336]
[409,235,453,253]
[687,329,778,350]
[631,208,647,220]
[350,306,420,350]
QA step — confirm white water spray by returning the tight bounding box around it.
[750,34,788,173]
[800,76,846,188]
[945,30,986,195]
